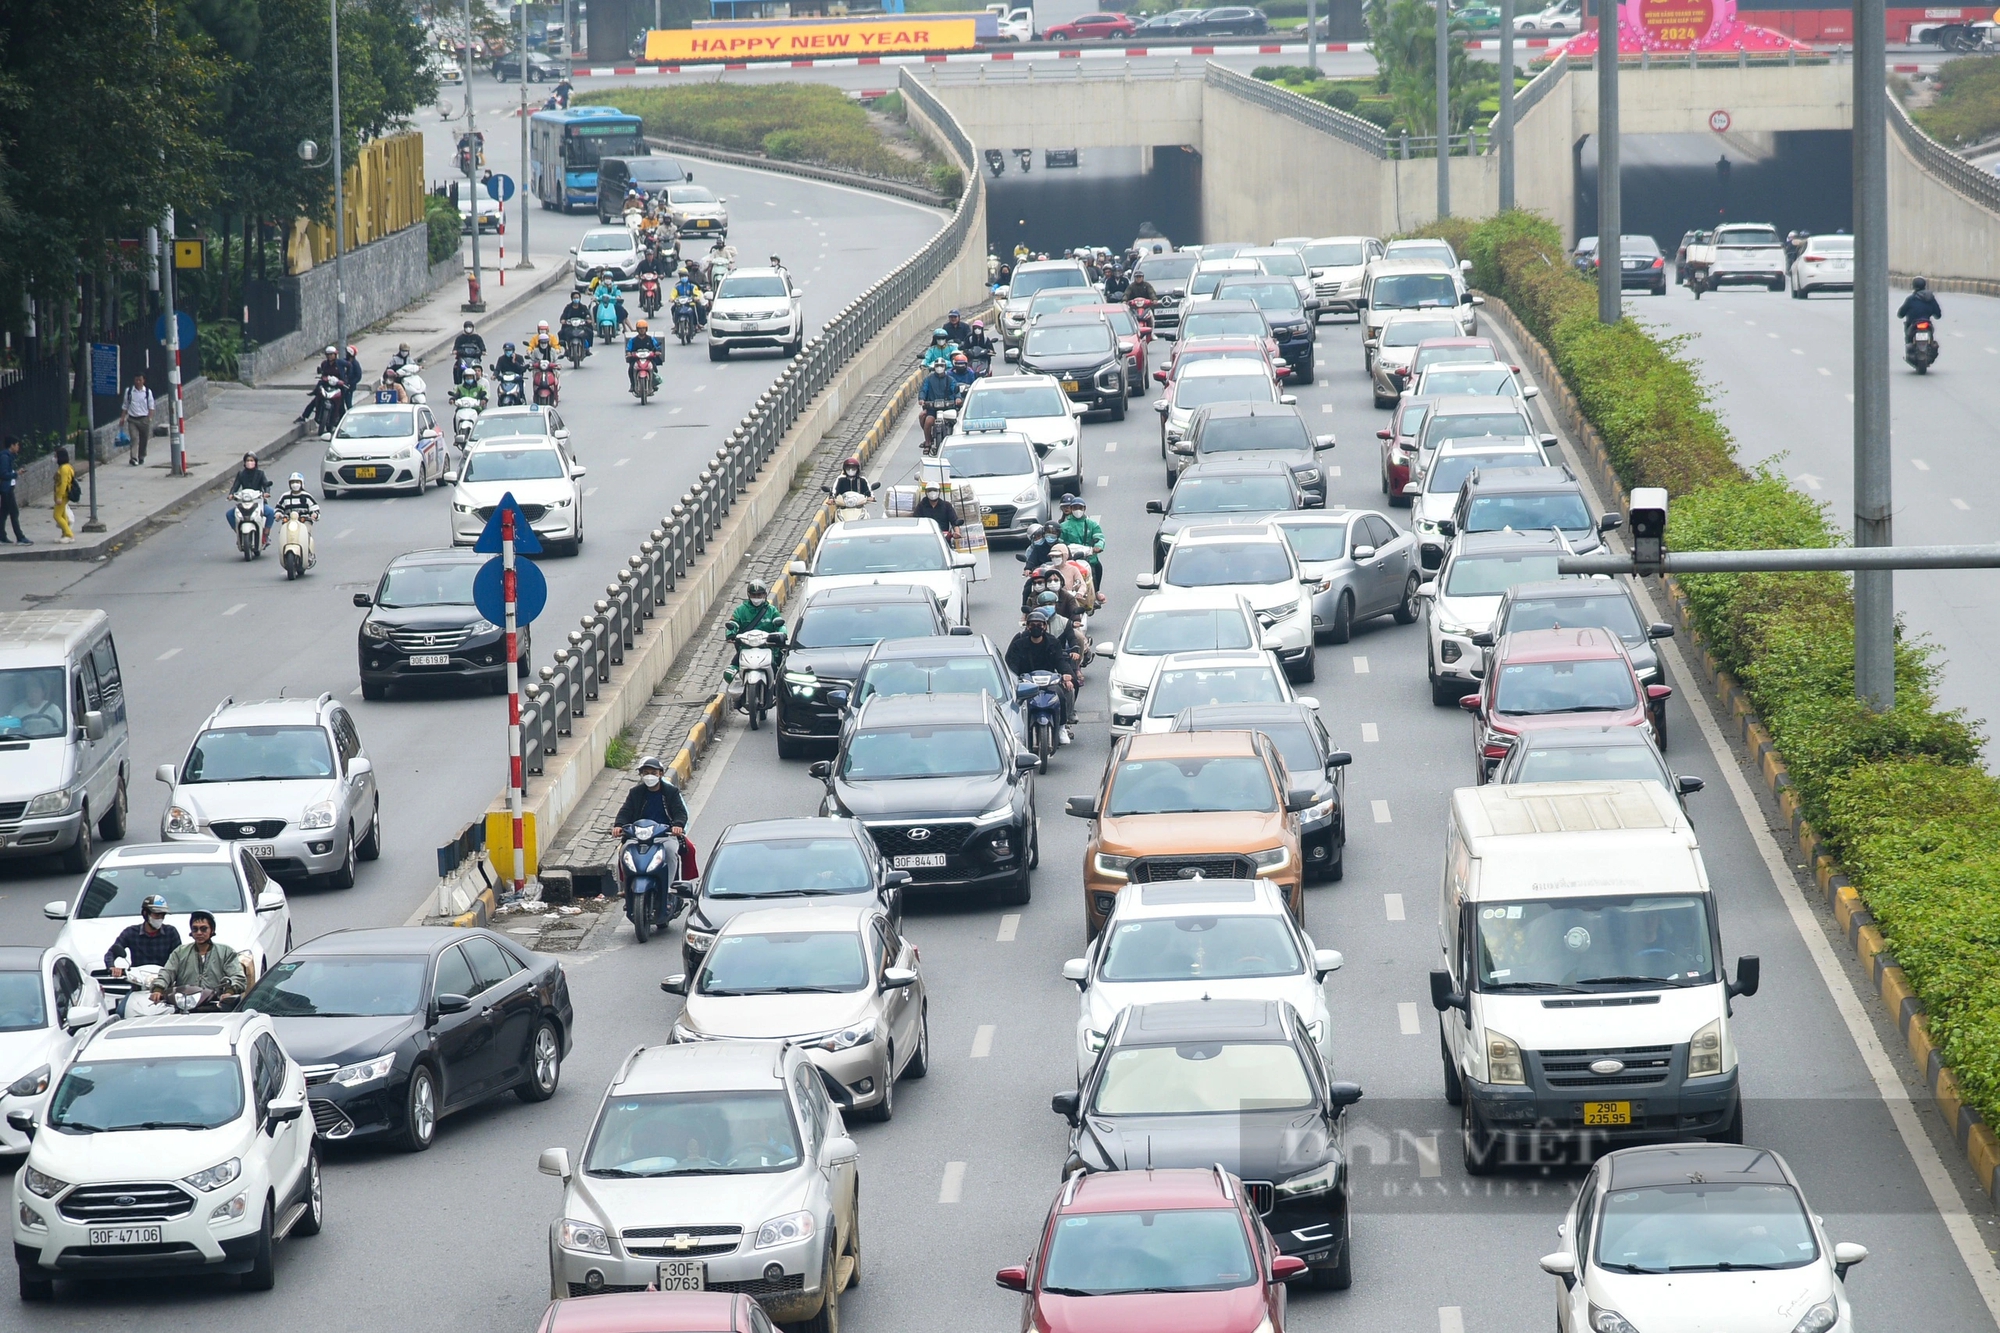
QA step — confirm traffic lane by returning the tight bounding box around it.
[1632,283,2000,751]
[0,171,947,954]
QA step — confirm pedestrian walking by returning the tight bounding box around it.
[120,373,155,465]
[52,446,75,543]
[0,437,31,544]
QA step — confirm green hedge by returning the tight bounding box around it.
[1913,54,2000,146]
[579,84,940,185]
[1421,211,2000,1127]
[425,195,460,265]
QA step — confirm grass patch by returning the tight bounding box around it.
[605,728,637,771]
[1914,55,2000,145]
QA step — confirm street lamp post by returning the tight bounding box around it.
[463,0,487,312]
[331,0,348,350]
[1853,0,1892,708]
[1499,0,1516,210]
[1596,0,1621,325]
[518,0,533,269]
[1436,0,1451,217]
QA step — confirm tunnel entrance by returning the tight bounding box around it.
[1576,131,1853,250]
[984,145,1202,257]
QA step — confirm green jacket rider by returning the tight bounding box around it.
[725,579,786,694]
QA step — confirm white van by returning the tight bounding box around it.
[1427,780,1758,1173]
[0,611,131,871]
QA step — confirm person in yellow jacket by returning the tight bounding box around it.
[52,446,75,543]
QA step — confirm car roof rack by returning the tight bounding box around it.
[1212,1163,1234,1199]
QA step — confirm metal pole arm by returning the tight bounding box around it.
[1559,545,2000,575]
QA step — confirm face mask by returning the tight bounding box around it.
[145,914,164,927]
[749,596,766,606]
[642,774,662,788]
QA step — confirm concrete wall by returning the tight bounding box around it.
[1887,125,2000,283]
[240,225,449,384]
[1515,63,1581,246]
[924,72,1204,152]
[1197,78,1393,240]
[1567,62,1853,138]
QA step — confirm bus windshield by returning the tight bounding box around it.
[564,124,643,167]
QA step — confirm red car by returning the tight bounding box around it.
[1376,395,1431,507]
[533,1292,772,1333]
[1152,335,1285,391]
[997,1167,1306,1333]
[1073,302,1151,395]
[1459,627,1671,781]
[1046,10,1139,38]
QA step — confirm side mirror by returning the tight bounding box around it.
[1096,640,1118,658]
[1377,429,1393,441]
[1728,955,1761,999]
[1050,1089,1080,1123]
[1646,684,1673,703]
[42,900,69,921]
[995,1265,1029,1292]
[1279,394,1297,405]
[1457,694,1481,714]
[1325,1079,1363,1110]
[1284,789,1316,813]
[1460,259,1474,273]
[1429,968,1468,1013]
[1061,958,1089,987]
[1135,572,1160,589]
[821,1134,859,1165]
[1470,630,1494,648]
[1260,633,1283,651]
[1316,434,1336,450]
[571,465,588,478]
[1015,752,1040,771]
[1522,385,1541,399]
[807,760,833,780]
[155,762,178,786]
[993,285,1010,298]
[948,625,975,637]
[1352,544,1376,561]
[435,992,472,1015]
[1437,519,1456,538]
[63,1003,102,1032]
[83,710,106,741]
[1297,695,1321,710]
[1416,581,1437,598]
[1539,1252,1577,1289]
[1153,369,1169,383]
[1152,400,1169,415]
[886,869,914,887]
[1833,1242,1869,1280]
[1402,481,1423,496]
[352,592,373,607]
[1325,751,1352,771]
[7,1109,37,1141]
[1598,513,1623,533]
[788,559,809,576]
[1065,794,1099,819]
[256,886,287,913]
[1538,433,1559,450]
[660,974,688,996]
[1676,775,1705,795]
[827,687,851,709]
[1472,295,1487,306]
[267,1096,305,1127]
[538,1146,572,1180]
[348,757,373,778]
[1648,622,1675,639]
[1144,500,1165,515]
[1313,948,1343,980]
[1272,1254,1309,1281]
[952,553,977,570]
[880,967,918,991]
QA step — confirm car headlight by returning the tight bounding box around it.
[1301,798,1334,822]
[559,1218,611,1254]
[973,804,1015,826]
[1791,1299,1838,1333]
[754,1210,816,1249]
[1259,600,1300,625]
[1297,468,1321,484]
[1014,485,1042,505]
[1093,852,1133,880]
[299,800,337,831]
[164,805,200,835]
[470,619,498,637]
[1114,682,1148,700]
[7,1064,50,1098]
[361,619,392,641]
[23,789,72,817]
[1249,846,1291,874]
[671,1020,703,1043]
[1275,1160,1341,1198]
[183,1157,242,1192]
[1436,622,1471,640]
[1416,516,1440,534]
[1688,1018,1725,1077]
[684,928,716,952]
[809,1019,876,1052]
[331,1053,396,1088]
[1589,1306,1642,1333]
[452,502,474,514]
[324,445,343,462]
[21,1166,66,1199]
[551,496,571,508]
[1485,1029,1525,1085]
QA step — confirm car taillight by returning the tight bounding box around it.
[1651,257,1664,268]
[1804,254,1825,263]
[1482,742,1511,759]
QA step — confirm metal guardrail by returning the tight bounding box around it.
[1206,62,1389,159]
[1512,51,1566,121]
[1889,93,2000,217]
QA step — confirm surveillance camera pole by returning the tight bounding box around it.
[1436,0,1451,217]
[1499,0,1516,210]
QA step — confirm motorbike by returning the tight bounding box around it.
[639,273,663,317]
[1016,670,1065,771]
[312,373,347,437]
[230,488,266,560]
[533,362,561,406]
[399,363,429,404]
[824,487,872,524]
[731,627,784,730]
[1929,20,1994,51]
[453,355,484,388]
[561,316,591,366]
[495,368,527,406]
[1686,263,1711,300]
[453,391,483,446]
[596,307,621,347]
[630,348,660,404]
[278,508,316,580]
[672,294,699,345]
[1906,319,1940,373]
[618,819,687,944]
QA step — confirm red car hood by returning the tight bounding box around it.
[1034,1286,1268,1333]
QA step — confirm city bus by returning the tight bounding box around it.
[530,106,646,212]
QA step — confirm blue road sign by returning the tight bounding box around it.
[154,310,197,350]
[475,553,548,627]
[473,491,544,555]
[490,172,516,202]
[89,343,120,397]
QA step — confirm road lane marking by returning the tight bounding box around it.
[1103,441,1116,452]
[350,686,363,696]
[1795,473,1823,491]
[1417,1136,1442,1180]
[223,603,245,616]
[1817,367,1831,376]
[615,458,629,467]
[1097,476,1109,487]
[1352,655,1368,674]
[1371,799,1391,823]
[642,431,657,440]
[1791,347,1804,355]
[1744,319,1756,325]
[669,406,683,414]
[1914,459,1931,471]
[1398,1002,1421,1034]
[939,1162,966,1203]
[694,384,707,392]
[1326,465,1341,477]
[1385,892,1405,920]
[971,1025,995,1058]
[1768,332,1779,339]
[1321,402,1332,413]
[1361,722,1378,742]
[1438,1304,1463,1331]
[335,528,352,539]
[997,914,1020,942]
[1953,498,1971,510]
[156,647,181,661]
[585,487,598,497]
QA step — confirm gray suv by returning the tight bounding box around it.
[1177,402,1334,506]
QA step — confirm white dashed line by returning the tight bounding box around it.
[585,487,598,497]
[1351,656,1368,674]
[1384,892,1405,921]
[1953,498,1971,510]
[1326,466,1341,477]
[1372,799,1391,823]
[1398,1002,1421,1035]
[156,647,181,661]
[615,458,630,468]
[970,1025,995,1058]
[642,431,657,440]
[1321,402,1332,413]
[694,384,707,392]
[1817,367,1831,376]
[1104,441,1116,452]
[1096,476,1109,487]
[1768,332,1779,339]
[669,406,683,414]
[1744,319,1757,326]
[939,1162,966,1204]
[1438,1306,1464,1333]
[223,603,245,616]
[350,686,363,696]
[1791,347,1804,355]
[1360,722,1379,743]
[997,914,1020,942]
[1913,459,1931,471]
[1418,1137,1443,1180]
[335,528,352,539]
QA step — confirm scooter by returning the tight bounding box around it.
[1686,263,1711,300]
[453,391,483,446]
[618,819,686,944]
[595,307,620,347]
[561,316,591,366]
[495,368,526,406]
[639,273,663,318]
[1016,670,1065,771]
[278,509,316,580]
[231,488,266,561]
[672,294,699,345]
[629,348,659,404]
[399,363,429,404]
[312,373,347,438]
[731,628,784,730]
[532,361,561,406]
[1906,319,1940,373]
[829,490,871,524]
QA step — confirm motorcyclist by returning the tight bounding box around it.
[622,187,647,227]
[594,283,625,337]
[338,343,363,409]
[1005,608,1078,743]
[453,363,489,411]
[1048,541,1099,609]
[918,361,958,447]
[725,580,786,708]
[625,319,662,394]
[373,369,409,404]
[921,327,953,369]
[636,245,672,280]
[941,309,972,348]
[611,756,699,881]
[527,320,557,362]
[1056,494,1106,588]
[149,911,246,1008]
[708,236,737,273]
[389,341,416,371]
[453,320,487,369]
[1125,271,1158,304]
[912,480,960,536]
[1033,568,1086,626]
[672,268,706,328]
[949,350,979,395]
[560,288,594,352]
[225,451,276,547]
[494,341,530,379]
[274,472,320,567]
[298,345,344,424]
[103,894,181,976]
[1103,263,1130,300]
[833,455,872,500]
[964,319,994,357]
[1898,276,1942,342]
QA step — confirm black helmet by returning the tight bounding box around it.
[746,579,769,601]
[636,754,665,773]
[1912,276,1929,292]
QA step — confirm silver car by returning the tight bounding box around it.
[158,694,379,888]
[663,184,730,238]
[1273,510,1422,644]
[538,1040,859,1326]
[667,903,928,1122]
[570,225,643,288]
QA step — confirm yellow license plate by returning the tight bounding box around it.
[1061,379,1080,392]
[982,512,1000,528]
[352,466,378,479]
[1582,1101,1631,1126]
[695,219,712,228]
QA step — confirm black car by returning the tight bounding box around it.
[1017,311,1128,419]
[1170,701,1351,879]
[679,815,913,977]
[775,584,954,759]
[1590,233,1668,295]
[1185,6,1270,35]
[1179,402,1335,507]
[1052,998,1361,1288]
[848,633,1025,745]
[596,154,691,223]
[240,926,574,1151]
[1143,457,1304,570]
[354,549,530,700]
[809,693,1038,905]
[1213,279,1318,382]
[1133,251,1198,335]
[492,50,563,80]
[1489,724,1702,805]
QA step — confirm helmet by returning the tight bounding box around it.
[1060,493,1083,508]
[537,320,550,332]
[949,308,962,318]
[635,319,649,331]
[325,345,338,356]
[571,288,583,299]
[1036,590,1059,607]
[932,328,947,341]
[383,367,400,381]
[1028,608,1052,625]
[1025,522,1047,540]
[288,472,305,490]
[398,341,411,353]
[463,321,475,331]
[503,342,516,352]
[1913,276,1929,291]
[346,345,357,357]
[746,579,769,601]
[1049,543,1070,561]
[843,455,861,471]
[636,754,665,773]
[141,894,169,916]
[952,352,968,365]
[972,319,985,329]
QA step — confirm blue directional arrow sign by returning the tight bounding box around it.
[475,552,547,627]
[489,172,516,202]
[473,492,543,555]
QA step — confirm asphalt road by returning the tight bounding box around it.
[1627,279,2000,758]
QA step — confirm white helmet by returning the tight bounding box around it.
[287,472,305,491]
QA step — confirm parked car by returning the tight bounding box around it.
[1181,6,1272,36]
[1515,0,1581,31]
[773,585,951,759]
[1169,702,1350,879]
[0,946,107,1160]
[354,548,533,700]
[1460,627,1669,781]
[1045,10,1137,38]
[1272,509,1421,644]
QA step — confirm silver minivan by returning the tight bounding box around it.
[0,610,131,871]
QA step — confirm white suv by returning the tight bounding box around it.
[1136,523,1318,683]
[11,1012,322,1298]
[707,267,804,360]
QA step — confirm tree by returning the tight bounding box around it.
[1365,0,1498,136]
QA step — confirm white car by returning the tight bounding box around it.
[707,267,804,360]
[1131,649,1307,736]
[11,1012,320,1298]
[1418,531,1568,704]
[1360,258,1477,357]
[1790,233,1854,298]
[956,374,1082,496]
[1238,247,1315,308]
[661,183,729,238]
[1302,234,1383,319]
[447,437,587,556]
[321,403,451,497]
[1181,258,1262,312]
[1101,589,1265,734]
[1062,876,1340,1081]
[1158,358,1293,469]
[1136,523,1317,682]
[1406,362,1539,402]
[1408,413,1548,565]
[936,428,1048,540]
[1703,223,1789,291]
[0,947,106,1160]
[466,404,572,450]
[1541,1143,1866,1333]
[458,185,500,234]
[570,225,643,287]
[1516,0,1580,31]
[1368,312,1472,408]
[787,518,976,627]
[47,841,291,998]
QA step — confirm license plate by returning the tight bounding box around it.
[1061,379,1080,392]
[1582,1101,1632,1126]
[352,466,378,479]
[982,512,1000,528]
[656,1260,706,1291]
[694,219,712,228]
[245,843,277,859]
[90,1226,162,1246]
[894,854,947,869]
[409,653,451,666]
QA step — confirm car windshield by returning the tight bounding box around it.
[1386,241,1454,264]
[1029,291,1096,319]
[1010,267,1090,297]
[1304,241,1367,267]
[1106,755,1279,815]
[793,602,940,649]
[378,560,478,607]
[856,655,1007,705]
[1137,255,1198,282]
[1395,404,1431,437]
[1617,235,1662,258]
[335,410,414,439]
[462,447,566,482]
[183,724,334,782]
[0,971,46,1033]
[1189,269,1250,296]
[1237,718,1320,778]
[1494,658,1638,713]
[841,723,999,780]
[1175,374,1275,409]
[1166,541,1292,588]
[585,1089,802,1177]
[77,862,245,918]
[1421,366,1517,396]
[1476,894,1715,989]
[1197,417,1309,454]
[1444,552,1566,596]
[1179,312,1266,340]
[1040,1208,1256,1295]
[1382,319,1463,348]
[1093,1041,1314,1113]
[0,666,66,740]
[1025,325,1113,356]
[704,838,873,897]
[1122,607,1256,656]
[1505,592,1646,644]
[1175,349,1264,376]
[624,159,685,182]
[1218,281,1301,313]
[580,232,633,252]
[1275,520,1348,562]
[1426,449,1540,494]
[1148,664,1286,716]
[468,414,552,442]
[1171,475,1294,513]
[1251,252,1307,277]
[47,1056,244,1133]
[1103,308,1139,337]
[668,186,717,205]
[1413,345,1494,372]
[1511,742,1668,787]
[1372,273,1459,308]
[242,956,428,1017]
[963,382,1066,419]
[1809,236,1854,253]
[717,274,788,299]
[1595,1181,1818,1273]
[814,532,948,575]
[699,929,867,995]
[1465,492,1593,532]
[1716,226,1780,247]
[1100,915,1303,981]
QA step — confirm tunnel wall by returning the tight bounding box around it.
[1887,101,2000,283]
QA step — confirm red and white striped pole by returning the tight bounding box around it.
[503,507,526,898]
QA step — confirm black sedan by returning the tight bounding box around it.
[774,584,954,760]
[1170,700,1351,880]
[493,50,564,80]
[354,548,530,700]
[240,926,573,1151]
[1053,998,1362,1288]
[1183,6,1271,36]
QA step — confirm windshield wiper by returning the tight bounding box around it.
[1483,980,1586,993]
[1039,1287,1103,1297]
[123,1120,215,1130]
[1668,1262,1780,1272]
[1601,1262,1665,1274]
[1575,975,1699,987]
[589,1168,646,1178]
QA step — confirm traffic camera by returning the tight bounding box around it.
[1629,487,1668,569]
